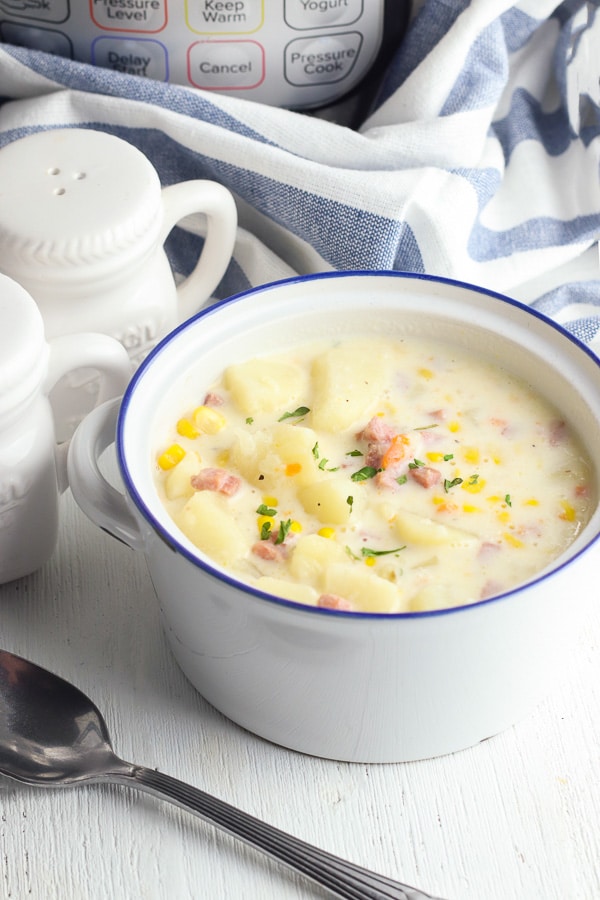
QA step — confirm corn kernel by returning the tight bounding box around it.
[192,405,226,434]
[497,510,511,524]
[257,515,275,534]
[418,367,433,379]
[462,477,486,494]
[503,532,524,548]
[432,496,445,505]
[263,496,278,507]
[486,495,501,504]
[364,556,376,567]
[157,444,186,470]
[216,451,230,467]
[426,451,444,462]
[285,462,302,476]
[463,447,480,464]
[448,420,461,433]
[290,521,302,533]
[524,498,539,506]
[462,504,480,513]
[318,527,336,539]
[559,500,576,522]
[176,417,199,439]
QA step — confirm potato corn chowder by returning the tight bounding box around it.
[154,337,594,613]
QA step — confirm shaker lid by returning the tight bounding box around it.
[0,128,163,282]
[0,273,48,413]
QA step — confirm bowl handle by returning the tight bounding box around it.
[67,398,145,551]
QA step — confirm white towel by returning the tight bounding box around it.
[0,1,598,349]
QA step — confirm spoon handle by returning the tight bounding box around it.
[117,765,443,900]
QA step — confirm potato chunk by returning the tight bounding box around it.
[254,576,319,606]
[324,563,405,613]
[164,451,202,501]
[393,510,478,547]
[289,534,348,586]
[174,491,247,566]
[228,428,273,484]
[224,358,306,416]
[310,340,394,432]
[410,583,476,612]
[298,478,353,524]
[271,423,321,487]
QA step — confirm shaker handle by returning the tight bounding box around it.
[67,398,145,551]
[160,180,237,323]
[44,333,131,493]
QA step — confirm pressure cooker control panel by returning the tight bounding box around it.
[0,1,387,110]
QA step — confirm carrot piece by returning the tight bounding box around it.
[381,434,410,469]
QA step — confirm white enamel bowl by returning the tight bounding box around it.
[68,271,600,763]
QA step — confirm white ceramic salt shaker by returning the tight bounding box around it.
[0,273,131,585]
[0,128,237,436]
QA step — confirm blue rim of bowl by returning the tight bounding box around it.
[117,270,600,620]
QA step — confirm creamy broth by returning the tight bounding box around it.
[153,337,594,613]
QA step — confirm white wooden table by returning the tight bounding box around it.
[1,488,599,900]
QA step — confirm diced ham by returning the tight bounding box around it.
[409,465,441,488]
[428,409,446,421]
[365,440,389,469]
[481,579,503,599]
[251,541,288,561]
[317,593,353,611]
[374,470,399,490]
[477,541,501,561]
[549,419,567,445]
[190,467,240,496]
[203,391,224,407]
[356,416,396,444]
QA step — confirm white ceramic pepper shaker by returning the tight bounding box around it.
[0,273,131,585]
[0,128,237,437]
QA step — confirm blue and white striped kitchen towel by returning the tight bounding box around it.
[0,1,599,349]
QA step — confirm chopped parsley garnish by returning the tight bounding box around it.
[408,458,425,469]
[414,423,439,431]
[274,519,292,544]
[346,544,406,560]
[396,474,408,486]
[312,442,319,459]
[443,453,454,461]
[443,477,463,492]
[505,494,512,507]
[468,474,479,485]
[260,521,272,540]
[245,417,254,425]
[278,406,310,422]
[350,466,379,482]
[346,495,354,512]
[256,503,277,517]
[346,449,363,457]
[361,546,406,558]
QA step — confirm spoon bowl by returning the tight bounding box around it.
[0,649,442,900]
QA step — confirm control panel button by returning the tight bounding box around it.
[0,0,69,24]
[91,0,167,33]
[284,0,363,30]
[285,32,362,86]
[91,37,168,79]
[186,0,264,35]
[188,39,265,90]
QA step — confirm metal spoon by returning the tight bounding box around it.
[0,649,444,900]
